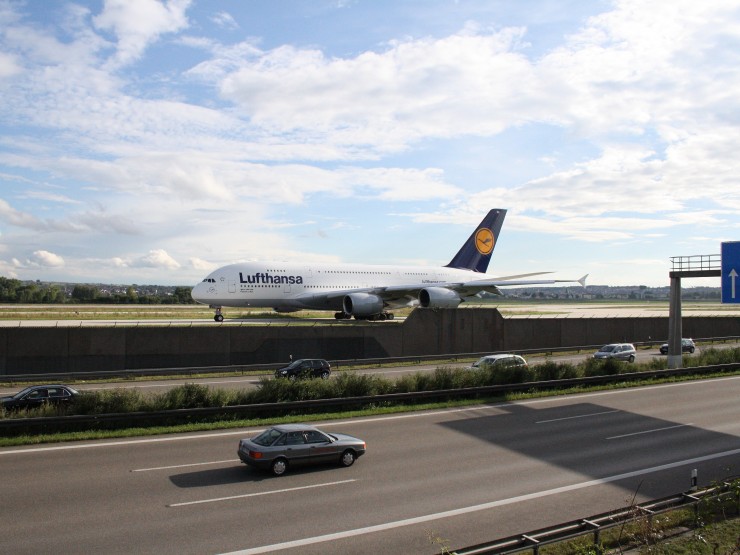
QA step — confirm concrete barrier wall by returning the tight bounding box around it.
[1,309,739,375]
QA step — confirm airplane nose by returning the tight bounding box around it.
[191,282,206,303]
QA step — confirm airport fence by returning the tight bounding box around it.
[1,335,738,383]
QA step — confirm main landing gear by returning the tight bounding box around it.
[334,311,394,321]
[212,306,224,322]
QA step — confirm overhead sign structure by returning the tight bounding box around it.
[721,241,740,304]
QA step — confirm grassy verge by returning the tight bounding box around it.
[538,481,740,555]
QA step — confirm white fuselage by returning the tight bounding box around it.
[191,261,481,312]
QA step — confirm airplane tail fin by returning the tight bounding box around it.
[445,209,506,273]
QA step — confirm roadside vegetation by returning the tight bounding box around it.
[534,478,740,555]
[1,347,738,437]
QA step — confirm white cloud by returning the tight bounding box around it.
[29,250,65,267]
[210,11,238,30]
[134,249,181,269]
[189,257,216,271]
[0,199,43,229]
[0,51,21,78]
[93,0,191,68]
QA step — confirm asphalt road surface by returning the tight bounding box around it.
[1,377,739,554]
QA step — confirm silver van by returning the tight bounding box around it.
[593,343,636,363]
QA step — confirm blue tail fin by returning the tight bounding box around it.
[445,209,506,273]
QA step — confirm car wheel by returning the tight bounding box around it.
[320,371,330,379]
[271,458,288,476]
[340,449,356,467]
[689,347,695,353]
[628,355,635,363]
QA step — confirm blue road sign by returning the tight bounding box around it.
[721,241,740,304]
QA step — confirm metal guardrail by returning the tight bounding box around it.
[670,254,721,273]
[2,336,738,383]
[453,479,740,554]
[1,362,738,433]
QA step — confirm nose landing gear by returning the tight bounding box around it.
[212,306,224,322]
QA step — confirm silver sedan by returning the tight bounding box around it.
[238,424,366,476]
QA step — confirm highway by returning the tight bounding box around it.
[1,377,739,554]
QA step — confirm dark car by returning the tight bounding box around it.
[0,384,79,411]
[238,424,366,476]
[593,343,636,363]
[660,338,696,355]
[275,359,331,379]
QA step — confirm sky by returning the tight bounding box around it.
[1,0,739,288]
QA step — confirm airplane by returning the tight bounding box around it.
[191,209,587,322]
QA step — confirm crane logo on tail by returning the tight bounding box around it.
[475,228,495,255]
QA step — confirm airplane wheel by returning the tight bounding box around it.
[214,314,224,322]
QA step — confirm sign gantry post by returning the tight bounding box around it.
[667,254,721,369]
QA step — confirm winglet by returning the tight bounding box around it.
[445,209,507,273]
[578,274,589,287]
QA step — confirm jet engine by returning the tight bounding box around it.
[342,293,384,317]
[419,287,462,309]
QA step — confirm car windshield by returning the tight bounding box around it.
[12,387,36,400]
[285,360,305,369]
[599,345,616,352]
[251,428,284,446]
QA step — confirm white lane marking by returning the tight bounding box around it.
[2,374,738,456]
[132,459,238,472]
[536,410,620,424]
[606,423,693,440]
[218,447,740,555]
[168,479,357,508]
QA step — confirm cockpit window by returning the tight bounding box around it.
[201,278,216,283]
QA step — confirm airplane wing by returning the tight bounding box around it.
[297,274,588,310]
[375,274,587,302]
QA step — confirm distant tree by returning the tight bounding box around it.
[172,286,193,304]
[71,284,98,302]
[126,286,137,302]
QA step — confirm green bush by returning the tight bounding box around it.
[484,362,534,385]
[535,360,579,381]
[691,346,740,366]
[583,358,623,377]
[158,383,214,409]
[74,388,147,414]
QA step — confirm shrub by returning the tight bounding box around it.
[158,383,213,410]
[691,347,740,367]
[582,358,623,377]
[535,361,580,381]
[74,388,147,414]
